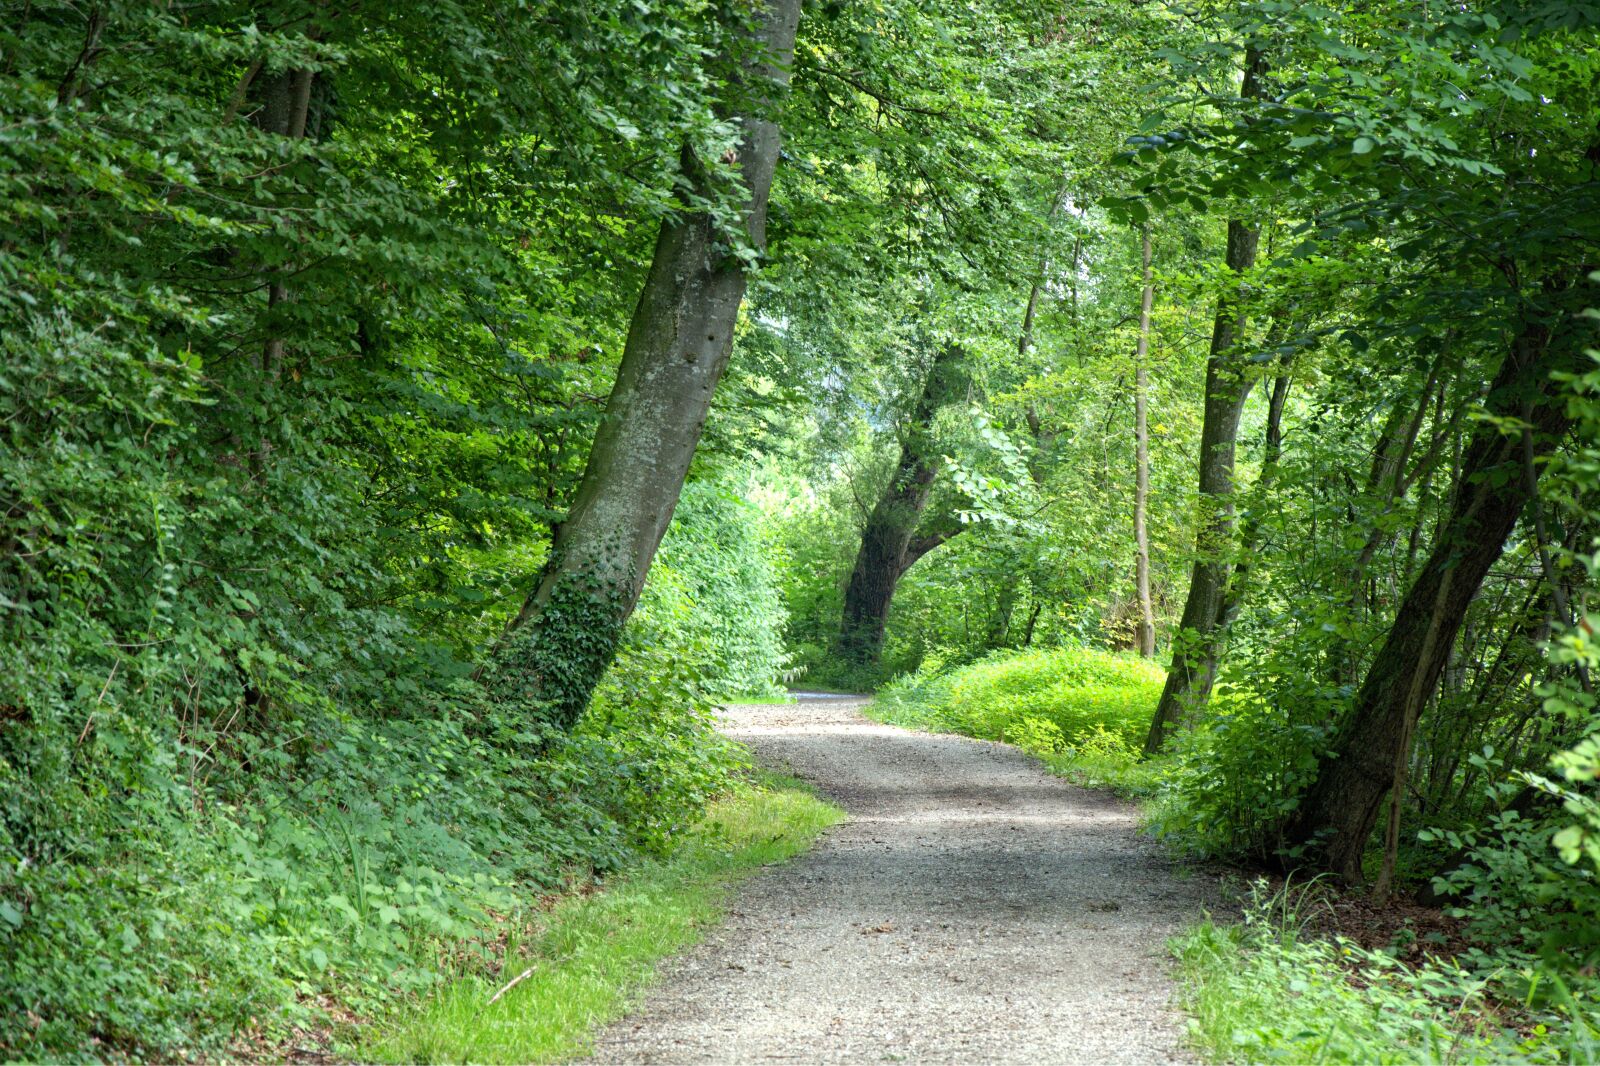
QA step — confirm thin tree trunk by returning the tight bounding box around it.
[1143,224,1264,750]
[1008,182,1068,652]
[1143,48,1268,754]
[1019,172,1069,360]
[1173,358,1293,716]
[1019,267,1045,359]
[485,0,802,730]
[1285,308,1585,882]
[1319,360,1449,682]
[986,581,1019,649]
[1133,226,1156,657]
[1021,600,1043,647]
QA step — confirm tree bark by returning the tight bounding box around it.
[485,0,802,731]
[1143,48,1268,755]
[1133,226,1156,657]
[1177,359,1292,713]
[834,345,964,667]
[251,59,329,379]
[1143,213,1263,752]
[1284,307,1587,882]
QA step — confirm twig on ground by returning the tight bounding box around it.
[485,964,539,1008]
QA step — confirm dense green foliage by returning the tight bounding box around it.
[0,0,811,1056]
[648,482,791,702]
[6,0,1600,1059]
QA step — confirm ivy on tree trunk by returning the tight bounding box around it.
[484,0,804,731]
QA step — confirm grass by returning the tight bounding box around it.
[362,774,844,1064]
[867,646,1168,797]
[1174,881,1600,1065]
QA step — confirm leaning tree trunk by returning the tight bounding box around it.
[1284,308,1586,883]
[834,345,964,668]
[484,0,802,731]
[1132,226,1156,658]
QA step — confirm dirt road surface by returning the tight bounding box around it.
[585,694,1215,1064]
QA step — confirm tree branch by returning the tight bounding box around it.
[904,524,962,569]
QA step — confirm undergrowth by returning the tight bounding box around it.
[366,773,843,1063]
[0,535,784,1064]
[1175,880,1600,1065]
[1,638,744,1061]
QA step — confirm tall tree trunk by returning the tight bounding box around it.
[1143,48,1268,755]
[484,0,802,731]
[834,345,964,667]
[1284,307,1586,882]
[1143,221,1264,751]
[1133,226,1156,657]
[255,65,317,378]
[1177,359,1292,710]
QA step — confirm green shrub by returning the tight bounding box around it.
[877,646,1162,744]
[1418,738,1600,983]
[1149,683,1333,860]
[872,646,1166,794]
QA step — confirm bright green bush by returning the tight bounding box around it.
[871,646,1166,793]
[876,646,1164,746]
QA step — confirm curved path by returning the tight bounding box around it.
[586,695,1216,1064]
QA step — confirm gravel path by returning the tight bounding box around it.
[585,694,1217,1064]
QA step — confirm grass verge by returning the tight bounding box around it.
[1173,881,1600,1064]
[363,773,843,1064]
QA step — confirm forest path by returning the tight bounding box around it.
[584,694,1216,1064]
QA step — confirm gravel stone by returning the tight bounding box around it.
[584,694,1219,1064]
